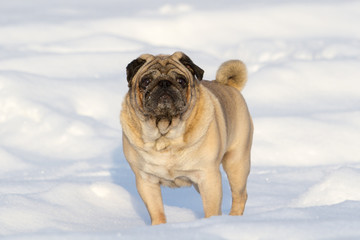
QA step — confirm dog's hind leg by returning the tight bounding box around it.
[222,149,250,215]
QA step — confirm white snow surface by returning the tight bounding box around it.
[1,0,360,239]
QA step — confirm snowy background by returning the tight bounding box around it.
[1,0,360,239]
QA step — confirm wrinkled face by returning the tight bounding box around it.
[126,52,204,120]
[139,62,190,119]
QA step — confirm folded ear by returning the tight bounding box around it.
[178,53,204,81]
[126,58,146,87]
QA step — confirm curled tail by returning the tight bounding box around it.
[215,60,247,91]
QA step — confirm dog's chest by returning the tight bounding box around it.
[139,137,199,185]
[142,136,186,169]
[137,119,202,185]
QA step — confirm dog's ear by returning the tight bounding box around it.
[126,58,146,87]
[179,53,204,81]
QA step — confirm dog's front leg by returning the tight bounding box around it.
[198,169,222,218]
[136,176,166,225]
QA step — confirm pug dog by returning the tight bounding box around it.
[120,52,253,225]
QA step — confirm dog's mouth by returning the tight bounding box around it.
[157,93,174,109]
[143,82,187,119]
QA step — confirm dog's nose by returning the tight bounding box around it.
[158,80,172,88]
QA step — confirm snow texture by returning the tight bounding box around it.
[1,0,359,239]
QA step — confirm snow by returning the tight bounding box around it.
[1,0,360,239]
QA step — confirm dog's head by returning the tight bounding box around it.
[126,52,204,121]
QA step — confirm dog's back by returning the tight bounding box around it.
[202,59,252,151]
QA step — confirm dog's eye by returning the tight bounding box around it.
[176,77,187,88]
[140,77,152,89]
